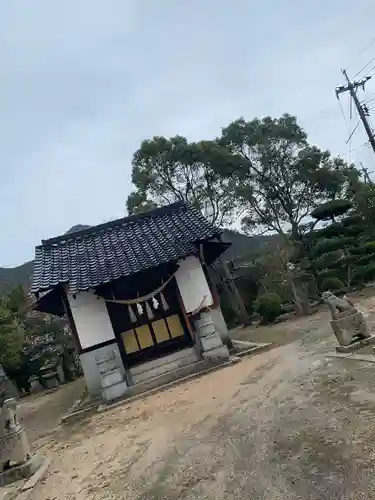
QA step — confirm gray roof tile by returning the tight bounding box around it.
[31,202,220,295]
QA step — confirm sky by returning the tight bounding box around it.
[1,0,375,267]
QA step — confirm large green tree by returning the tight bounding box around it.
[214,114,361,313]
[127,136,241,226]
[217,114,360,242]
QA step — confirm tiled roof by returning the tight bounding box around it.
[31,202,221,295]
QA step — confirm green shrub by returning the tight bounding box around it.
[321,276,344,291]
[317,268,339,281]
[314,222,342,239]
[341,214,363,227]
[353,263,375,282]
[314,237,357,257]
[255,293,282,325]
[357,241,375,255]
[357,253,375,265]
[311,199,352,221]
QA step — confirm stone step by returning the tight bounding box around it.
[130,347,196,376]
[127,359,208,397]
[130,348,198,384]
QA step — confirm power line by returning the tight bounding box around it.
[365,63,375,78]
[346,118,361,144]
[362,94,375,106]
[353,55,375,79]
[352,37,375,78]
[337,96,350,134]
[357,37,375,58]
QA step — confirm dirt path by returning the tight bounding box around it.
[20,295,375,499]
[18,378,86,443]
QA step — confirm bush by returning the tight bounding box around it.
[311,199,352,221]
[255,293,282,325]
[357,241,375,255]
[353,263,375,282]
[321,276,344,291]
[314,237,357,257]
[317,268,339,281]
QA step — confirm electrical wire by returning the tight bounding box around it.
[348,94,353,163]
[352,37,375,78]
[346,118,361,143]
[366,63,375,78]
[362,94,375,106]
[337,96,350,135]
[353,56,375,79]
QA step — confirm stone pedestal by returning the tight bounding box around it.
[96,350,128,403]
[210,306,231,347]
[331,310,370,346]
[194,311,230,363]
[322,291,371,347]
[0,398,31,472]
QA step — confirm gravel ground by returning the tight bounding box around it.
[12,295,375,499]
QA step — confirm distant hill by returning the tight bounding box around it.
[221,229,279,262]
[0,226,278,296]
[0,261,34,295]
[0,224,91,295]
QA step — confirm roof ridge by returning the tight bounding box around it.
[39,201,187,248]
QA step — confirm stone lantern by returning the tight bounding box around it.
[0,398,31,473]
[0,366,42,485]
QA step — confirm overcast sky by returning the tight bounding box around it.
[1,0,375,267]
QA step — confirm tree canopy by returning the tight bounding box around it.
[216,114,359,241]
[127,135,242,226]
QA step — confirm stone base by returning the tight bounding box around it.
[335,334,375,353]
[201,332,223,351]
[1,454,43,486]
[0,428,30,471]
[101,380,128,403]
[202,345,230,363]
[331,310,371,346]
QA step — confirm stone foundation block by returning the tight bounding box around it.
[202,345,230,363]
[101,368,124,389]
[330,319,353,346]
[200,332,223,352]
[194,313,216,338]
[331,310,370,346]
[101,380,128,402]
[336,333,375,353]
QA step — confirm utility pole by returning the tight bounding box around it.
[336,70,375,155]
[360,162,373,185]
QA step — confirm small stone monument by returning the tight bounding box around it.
[322,291,374,352]
[0,366,43,485]
[0,398,31,472]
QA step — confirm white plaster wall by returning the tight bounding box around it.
[67,291,115,349]
[175,256,213,313]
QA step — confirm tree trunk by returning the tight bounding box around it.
[220,259,251,326]
[289,274,310,316]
